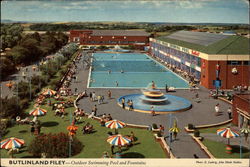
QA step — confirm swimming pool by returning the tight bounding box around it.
[88,53,189,88]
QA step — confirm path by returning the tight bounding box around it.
[0,45,69,99]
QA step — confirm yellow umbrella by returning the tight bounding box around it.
[169,120,180,140]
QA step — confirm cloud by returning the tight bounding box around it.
[242,0,249,5]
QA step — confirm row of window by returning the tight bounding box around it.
[227,61,250,65]
[152,43,201,67]
[82,41,145,44]
[152,50,201,79]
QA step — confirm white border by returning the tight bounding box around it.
[86,53,93,88]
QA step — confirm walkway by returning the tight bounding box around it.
[70,51,232,158]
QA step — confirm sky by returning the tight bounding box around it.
[1,0,249,24]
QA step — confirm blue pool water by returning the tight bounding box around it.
[88,53,189,88]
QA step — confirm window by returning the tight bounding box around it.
[227,61,242,65]
[243,61,250,65]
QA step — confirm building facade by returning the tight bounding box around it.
[69,30,150,50]
[232,94,250,128]
[150,31,250,89]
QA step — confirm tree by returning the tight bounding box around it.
[0,97,22,118]
[28,133,83,158]
[0,57,15,79]
[0,24,23,50]
[9,45,29,65]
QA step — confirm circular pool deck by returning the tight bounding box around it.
[117,94,192,114]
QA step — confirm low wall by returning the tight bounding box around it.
[191,134,215,159]
[154,134,175,159]
[184,119,232,132]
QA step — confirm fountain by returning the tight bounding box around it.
[104,45,130,53]
[140,82,168,103]
[117,82,192,114]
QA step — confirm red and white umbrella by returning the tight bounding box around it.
[107,134,131,146]
[29,108,47,116]
[105,120,126,129]
[1,137,25,149]
[42,88,56,96]
[217,127,239,145]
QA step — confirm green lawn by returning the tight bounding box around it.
[1,98,166,158]
[199,125,250,159]
[202,139,250,159]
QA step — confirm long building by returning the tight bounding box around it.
[232,94,250,128]
[150,31,250,89]
[69,30,150,49]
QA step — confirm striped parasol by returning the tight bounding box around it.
[240,127,250,134]
[29,108,47,116]
[1,137,25,149]
[67,124,78,136]
[240,127,250,142]
[217,127,239,145]
[42,88,56,96]
[105,120,126,129]
[107,134,131,146]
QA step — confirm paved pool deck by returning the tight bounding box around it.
[69,52,233,158]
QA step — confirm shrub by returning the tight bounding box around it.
[28,132,83,158]
[188,124,195,130]
[194,130,200,137]
[0,97,22,118]
[152,123,158,129]
[157,132,162,137]
[19,98,30,110]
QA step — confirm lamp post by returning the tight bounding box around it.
[214,63,221,95]
[240,133,242,159]
[29,76,32,100]
[168,113,172,149]
[168,113,179,149]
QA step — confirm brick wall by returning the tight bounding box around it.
[232,94,250,125]
[203,61,249,89]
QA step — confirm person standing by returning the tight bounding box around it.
[89,92,92,101]
[100,95,104,104]
[111,145,114,155]
[215,103,220,116]
[108,90,111,99]
[159,125,164,136]
[97,95,101,105]
[92,105,97,116]
[115,81,119,87]
[129,100,134,111]
[227,107,232,119]
[151,106,155,116]
[165,84,168,93]
[92,92,96,101]
[121,98,125,109]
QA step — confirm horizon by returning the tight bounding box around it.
[1,0,249,24]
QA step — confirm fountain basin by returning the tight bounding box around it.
[117,94,192,114]
[140,95,168,102]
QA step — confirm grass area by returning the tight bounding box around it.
[202,139,250,159]
[199,124,230,134]
[0,98,166,158]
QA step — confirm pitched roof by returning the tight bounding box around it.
[92,30,149,36]
[157,31,249,55]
